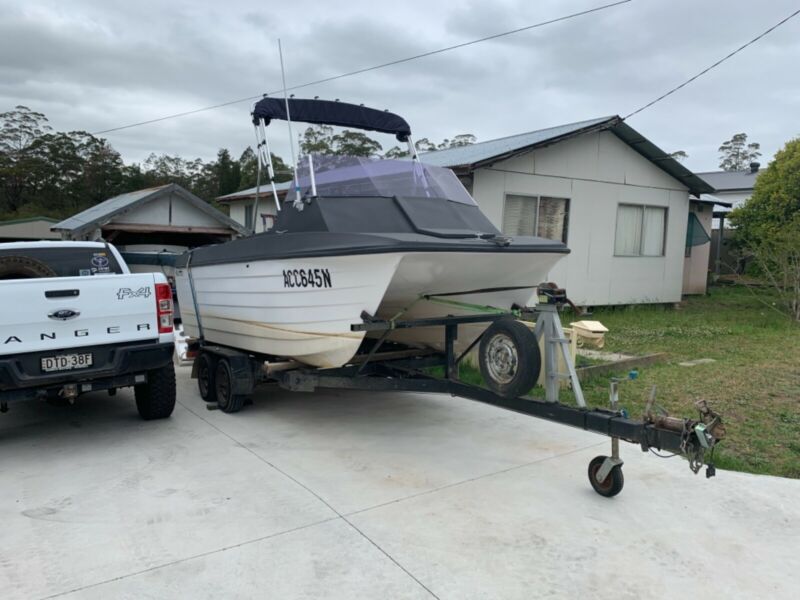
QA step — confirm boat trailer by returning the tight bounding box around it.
[189,287,724,498]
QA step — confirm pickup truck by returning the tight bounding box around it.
[0,241,176,419]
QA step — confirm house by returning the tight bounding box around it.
[52,183,247,273]
[217,182,290,233]
[0,216,60,242]
[695,164,760,274]
[219,116,714,305]
[418,116,713,305]
[696,162,761,224]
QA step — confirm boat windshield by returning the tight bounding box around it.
[285,154,476,206]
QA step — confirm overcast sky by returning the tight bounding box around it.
[1,0,798,172]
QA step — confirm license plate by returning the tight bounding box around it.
[41,353,93,373]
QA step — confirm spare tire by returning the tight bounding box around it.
[0,255,57,280]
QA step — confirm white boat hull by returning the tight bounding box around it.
[176,253,402,368]
[177,250,565,368]
[377,251,564,353]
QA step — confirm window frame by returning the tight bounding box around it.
[243,203,254,230]
[501,193,570,244]
[613,203,668,257]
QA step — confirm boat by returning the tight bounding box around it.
[175,98,569,368]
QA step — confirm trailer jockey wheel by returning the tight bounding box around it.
[214,358,244,414]
[197,353,217,403]
[588,455,624,497]
[479,319,541,399]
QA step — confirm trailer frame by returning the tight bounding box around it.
[190,290,722,497]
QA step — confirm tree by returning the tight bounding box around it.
[439,134,476,149]
[237,147,292,190]
[729,137,800,248]
[331,130,382,157]
[299,125,335,155]
[414,138,437,152]
[215,148,240,197]
[0,106,52,213]
[669,150,688,163]
[729,137,800,320]
[718,133,761,171]
[384,146,409,159]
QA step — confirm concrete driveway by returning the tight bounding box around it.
[2,366,798,599]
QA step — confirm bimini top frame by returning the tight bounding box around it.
[250,97,419,227]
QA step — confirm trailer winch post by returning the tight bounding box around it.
[531,302,586,408]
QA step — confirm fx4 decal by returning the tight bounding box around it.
[117,286,152,300]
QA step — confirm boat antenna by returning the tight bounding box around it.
[278,39,302,203]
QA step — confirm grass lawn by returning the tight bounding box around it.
[459,285,800,478]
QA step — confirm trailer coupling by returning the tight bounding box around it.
[644,399,726,477]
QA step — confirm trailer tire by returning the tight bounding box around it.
[588,455,624,498]
[479,319,540,399]
[197,352,217,402]
[135,363,176,420]
[0,255,56,280]
[215,359,244,414]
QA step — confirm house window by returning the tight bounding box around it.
[244,204,254,230]
[614,204,667,256]
[502,194,569,243]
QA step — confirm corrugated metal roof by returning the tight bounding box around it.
[418,116,713,196]
[694,169,760,192]
[418,116,616,168]
[217,180,293,202]
[53,183,248,236]
[217,115,715,199]
[53,185,171,232]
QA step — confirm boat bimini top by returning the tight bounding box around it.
[176,98,570,266]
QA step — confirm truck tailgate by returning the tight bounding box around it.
[1,274,161,355]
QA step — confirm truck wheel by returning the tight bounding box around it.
[215,359,244,413]
[0,255,56,280]
[479,319,540,399]
[135,363,176,420]
[197,352,217,402]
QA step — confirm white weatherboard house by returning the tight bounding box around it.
[419,116,714,306]
[220,116,714,306]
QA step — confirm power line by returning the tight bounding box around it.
[625,6,800,120]
[92,0,632,135]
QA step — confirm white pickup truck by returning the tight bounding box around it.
[0,241,176,419]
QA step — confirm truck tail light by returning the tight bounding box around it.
[155,283,174,334]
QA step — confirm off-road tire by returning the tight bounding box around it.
[479,318,541,398]
[0,255,57,280]
[135,363,176,420]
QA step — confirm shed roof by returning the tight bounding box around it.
[217,180,293,202]
[53,183,248,237]
[694,169,760,192]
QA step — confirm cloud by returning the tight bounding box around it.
[0,0,797,171]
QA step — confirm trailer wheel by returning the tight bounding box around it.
[197,352,217,402]
[588,455,624,497]
[135,363,176,420]
[479,319,540,398]
[215,359,244,414]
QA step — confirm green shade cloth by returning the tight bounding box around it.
[686,212,710,248]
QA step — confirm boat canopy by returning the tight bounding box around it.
[286,155,477,206]
[252,98,412,142]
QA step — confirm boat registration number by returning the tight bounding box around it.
[41,352,93,372]
[283,268,332,289]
